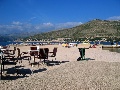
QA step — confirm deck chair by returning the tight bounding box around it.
[29,46,40,66]
[48,47,61,65]
[9,47,16,55]
[1,55,17,79]
[44,48,49,59]
[16,48,23,63]
[48,47,57,60]
[2,46,9,50]
[3,47,16,64]
[30,50,40,66]
[3,47,16,62]
[39,48,49,64]
[17,48,31,63]
[0,47,17,78]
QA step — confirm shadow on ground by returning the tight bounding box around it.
[77,57,95,61]
[1,66,47,80]
[1,59,70,80]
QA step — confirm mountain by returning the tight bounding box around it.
[0,35,12,42]
[0,22,81,41]
[0,31,41,42]
[23,19,120,41]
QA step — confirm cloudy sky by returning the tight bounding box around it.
[0,0,120,34]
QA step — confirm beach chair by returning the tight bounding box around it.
[3,47,16,61]
[28,46,41,66]
[0,47,17,79]
[16,48,23,63]
[39,48,49,64]
[44,48,49,58]
[17,48,31,63]
[48,47,57,60]
[3,47,17,62]
[48,47,61,65]
[10,47,16,54]
[30,51,39,60]
[0,55,17,79]
[22,51,31,63]
[29,50,40,66]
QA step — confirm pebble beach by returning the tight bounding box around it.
[0,44,120,90]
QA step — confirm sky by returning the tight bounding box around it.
[0,0,120,33]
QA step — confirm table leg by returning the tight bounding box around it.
[0,56,3,80]
[1,62,2,80]
[82,49,83,60]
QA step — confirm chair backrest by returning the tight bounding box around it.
[17,48,21,57]
[30,47,37,50]
[53,47,57,56]
[44,48,49,58]
[39,48,49,59]
[44,48,49,53]
[14,47,16,51]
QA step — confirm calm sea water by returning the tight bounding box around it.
[0,42,21,46]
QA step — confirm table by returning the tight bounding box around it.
[28,50,39,52]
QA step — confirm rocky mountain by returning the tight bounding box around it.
[23,19,120,41]
[0,31,41,41]
[1,19,120,42]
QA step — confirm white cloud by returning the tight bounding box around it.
[12,21,22,25]
[31,17,36,19]
[63,22,82,26]
[55,22,82,29]
[0,21,82,34]
[34,22,54,30]
[43,22,54,26]
[29,17,37,21]
[107,16,120,20]
[1,24,23,31]
[35,25,41,30]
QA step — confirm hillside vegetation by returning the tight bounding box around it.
[23,19,120,41]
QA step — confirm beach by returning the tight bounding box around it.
[0,44,120,90]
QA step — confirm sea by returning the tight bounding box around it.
[0,41,120,53]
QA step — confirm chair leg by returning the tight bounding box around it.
[28,57,31,63]
[36,62,39,67]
